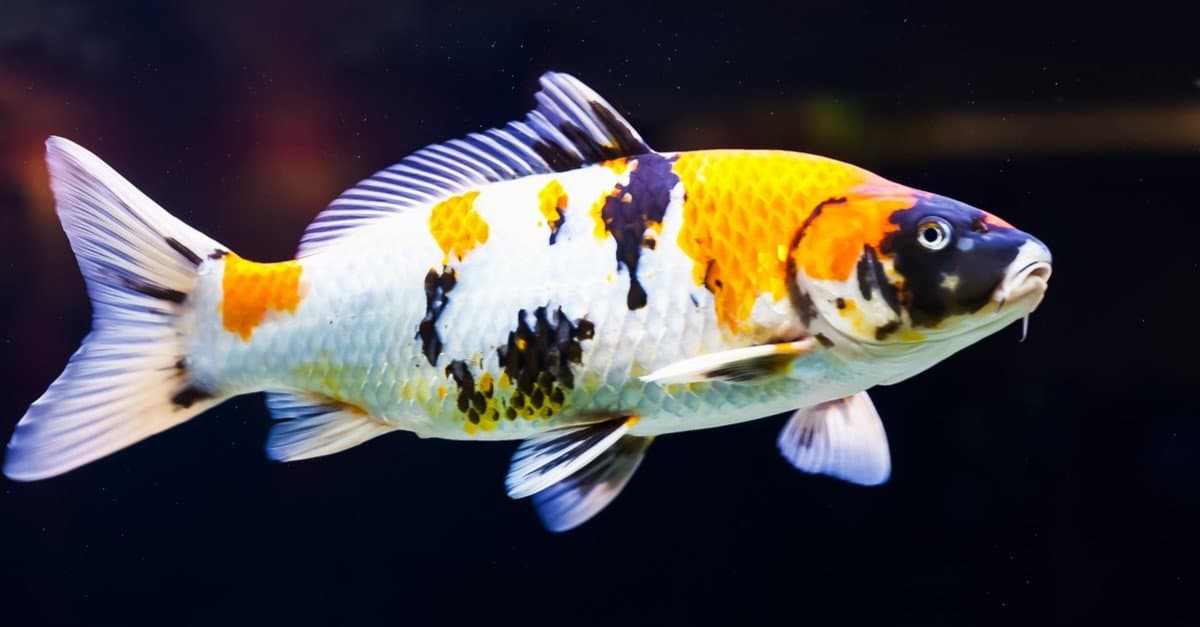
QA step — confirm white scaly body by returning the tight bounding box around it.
[186,162,872,441]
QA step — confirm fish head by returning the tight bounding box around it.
[793,184,1051,362]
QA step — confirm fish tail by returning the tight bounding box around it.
[4,137,232,481]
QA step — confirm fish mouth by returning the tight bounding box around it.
[993,243,1053,313]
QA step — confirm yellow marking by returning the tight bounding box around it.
[899,329,926,342]
[600,157,629,175]
[437,386,447,400]
[221,253,304,341]
[589,190,613,239]
[515,337,527,351]
[673,150,914,333]
[537,180,568,237]
[428,190,486,264]
[478,372,494,394]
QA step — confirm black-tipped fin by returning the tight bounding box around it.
[639,339,817,385]
[506,416,638,500]
[532,434,652,532]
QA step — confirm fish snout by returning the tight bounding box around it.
[995,238,1052,306]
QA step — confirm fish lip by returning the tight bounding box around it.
[994,260,1052,307]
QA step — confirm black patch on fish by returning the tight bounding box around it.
[835,298,846,309]
[208,249,228,260]
[588,101,651,156]
[814,333,835,348]
[445,359,487,424]
[855,245,902,314]
[498,306,594,417]
[119,276,187,304]
[874,320,902,341]
[598,153,679,310]
[165,237,202,266]
[786,197,846,325]
[171,385,212,409]
[882,195,1029,328]
[417,267,457,366]
[530,140,581,172]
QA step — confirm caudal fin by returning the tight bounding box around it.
[3,137,231,481]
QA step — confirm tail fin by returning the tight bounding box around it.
[4,137,231,481]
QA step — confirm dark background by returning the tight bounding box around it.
[1,1,1197,625]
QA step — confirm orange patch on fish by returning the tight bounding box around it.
[599,157,629,175]
[673,150,874,333]
[428,190,487,263]
[221,253,304,341]
[793,192,912,282]
[537,179,568,238]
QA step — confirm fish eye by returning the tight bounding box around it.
[916,217,953,251]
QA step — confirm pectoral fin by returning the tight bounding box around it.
[506,416,639,499]
[639,339,816,385]
[777,391,891,486]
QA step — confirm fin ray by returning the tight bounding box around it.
[531,434,652,532]
[777,391,891,486]
[265,391,395,462]
[639,339,816,385]
[297,72,652,256]
[4,137,229,481]
[506,416,638,500]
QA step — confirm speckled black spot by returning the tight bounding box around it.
[444,360,481,421]
[835,297,846,310]
[598,153,679,310]
[417,267,457,366]
[498,306,594,416]
[814,333,835,348]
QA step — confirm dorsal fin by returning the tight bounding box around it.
[297,72,652,256]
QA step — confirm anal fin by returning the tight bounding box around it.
[265,391,395,462]
[639,339,816,385]
[777,391,891,486]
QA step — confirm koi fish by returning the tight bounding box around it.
[4,72,1051,531]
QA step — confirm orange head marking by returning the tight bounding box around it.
[672,150,877,334]
[428,190,487,264]
[221,253,305,341]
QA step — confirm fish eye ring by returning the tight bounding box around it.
[916,217,953,251]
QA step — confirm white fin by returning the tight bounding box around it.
[777,391,891,486]
[4,137,231,481]
[506,416,638,500]
[265,391,395,462]
[532,435,652,533]
[639,339,816,385]
[298,71,652,256]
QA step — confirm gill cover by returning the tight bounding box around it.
[795,190,1047,344]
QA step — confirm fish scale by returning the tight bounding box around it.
[5,73,1051,534]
